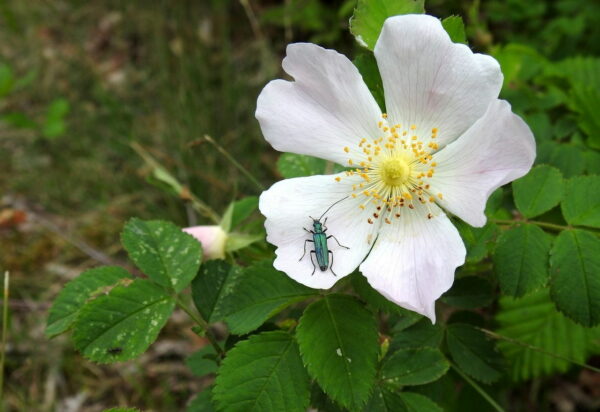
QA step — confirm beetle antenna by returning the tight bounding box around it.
[318,196,349,221]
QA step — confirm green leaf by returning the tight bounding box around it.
[350,0,425,50]
[121,218,202,292]
[363,386,408,412]
[42,98,70,139]
[456,221,498,263]
[513,165,564,218]
[549,230,600,327]
[496,290,596,381]
[224,233,263,253]
[187,389,216,412]
[390,318,443,352]
[441,16,467,44]
[231,196,259,229]
[351,272,405,314]
[397,392,443,412]
[191,260,243,323]
[73,279,175,363]
[277,153,326,178]
[296,295,379,410]
[493,224,552,297]
[186,345,218,377]
[537,142,585,178]
[103,408,141,412]
[46,266,132,338]
[222,260,316,335]
[354,53,386,111]
[441,277,493,309]
[561,176,600,228]
[213,331,310,412]
[446,324,505,383]
[381,348,449,386]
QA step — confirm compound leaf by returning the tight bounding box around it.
[191,260,243,323]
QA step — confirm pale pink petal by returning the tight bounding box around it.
[256,43,382,166]
[259,173,379,289]
[183,225,227,260]
[428,100,535,227]
[360,203,466,322]
[374,15,503,147]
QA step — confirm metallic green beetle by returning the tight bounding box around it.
[299,197,350,276]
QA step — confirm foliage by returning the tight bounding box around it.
[34,0,600,410]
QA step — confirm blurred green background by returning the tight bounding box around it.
[1,0,599,411]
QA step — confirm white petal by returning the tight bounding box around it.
[256,43,382,165]
[360,203,465,322]
[259,173,379,289]
[374,15,503,146]
[429,100,535,227]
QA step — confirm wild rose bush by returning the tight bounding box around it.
[46,2,600,411]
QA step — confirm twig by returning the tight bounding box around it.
[451,361,505,412]
[0,271,9,398]
[175,297,225,359]
[203,135,264,191]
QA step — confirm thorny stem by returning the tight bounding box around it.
[203,135,265,191]
[130,142,221,223]
[450,362,505,412]
[478,328,600,374]
[0,271,9,398]
[175,297,225,359]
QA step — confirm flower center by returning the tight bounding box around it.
[380,157,410,186]
[334,113,445,224]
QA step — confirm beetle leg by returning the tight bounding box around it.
[299,239,314,261]
[303,227,315,234]
[328,251,337,277]
[309,251,317,276]
[327,235,350,249]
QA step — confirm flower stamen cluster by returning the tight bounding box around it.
[337,113,443,223]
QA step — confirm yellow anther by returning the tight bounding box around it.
[363,190,370,196]
[432,128,438,134]
[348,159,353,165]
[344,146,349,153]
[360,204,365,210]
[383,127,389,132]
[352,193,357,198]
[429,196,434,202]
[335,177,341,182]
[385,218,391,224]
[410,125,417,130]
[411,136,417,141]
[431,162,437,167]
[378,121,383,128]
[437,193,443,199]
[382,113,388,118]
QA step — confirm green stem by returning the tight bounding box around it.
[203,135,265,191]
[175,297,225,358]
[0,271,9,398]
[478,328,600,374]
[491,218,570,232]
[450,362,505,412]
